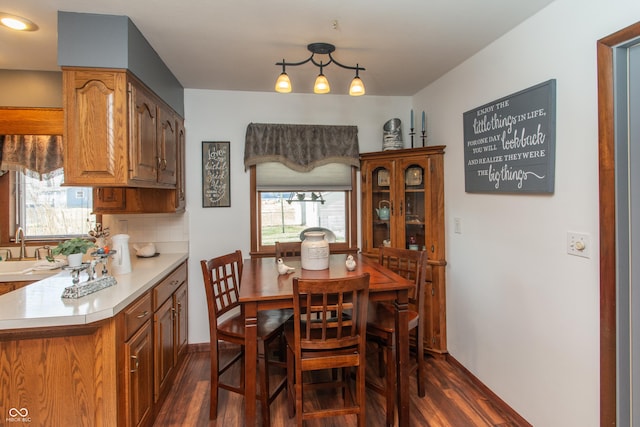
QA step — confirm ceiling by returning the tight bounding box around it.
[0,0,555,97]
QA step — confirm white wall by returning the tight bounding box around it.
[183,90,410,345]
[413,0,640,425]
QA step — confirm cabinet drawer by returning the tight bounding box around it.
[153,262,186,310]
[124,292,152,340]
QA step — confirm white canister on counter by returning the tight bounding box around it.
[301,231,329,270]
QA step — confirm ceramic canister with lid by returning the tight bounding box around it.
[300,231,330,270]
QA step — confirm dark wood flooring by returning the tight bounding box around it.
[154,345,528,426]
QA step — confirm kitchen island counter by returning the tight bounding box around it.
[0,252,188,330]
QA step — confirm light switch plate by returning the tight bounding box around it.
[454,217,462,234]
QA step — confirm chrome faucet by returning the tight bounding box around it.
[15,227,26,260]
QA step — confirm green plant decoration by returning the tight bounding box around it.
[51,238,96,256]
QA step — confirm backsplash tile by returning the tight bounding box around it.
[102,213,189,253]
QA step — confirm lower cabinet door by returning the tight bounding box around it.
[174,283,188,361]
[154,297,175,401]
[124,320,153,427]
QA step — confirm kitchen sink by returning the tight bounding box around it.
[0,259,63,280]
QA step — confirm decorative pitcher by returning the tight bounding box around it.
[111,234,132,275]
[376,200,391,220]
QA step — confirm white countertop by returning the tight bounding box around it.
[0,252,188,331]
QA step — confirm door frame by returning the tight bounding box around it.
[597,21,640,427]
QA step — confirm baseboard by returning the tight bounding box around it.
[187,342,211,353]
[446,354,533,427]
[187,341,240,353]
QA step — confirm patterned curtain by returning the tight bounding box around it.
[244,123,360,172]
[0,134,64,180]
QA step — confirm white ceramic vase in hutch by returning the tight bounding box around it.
[301,231,330,270]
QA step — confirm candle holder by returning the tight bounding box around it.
[421,130,427,147]
[410,128,415,148]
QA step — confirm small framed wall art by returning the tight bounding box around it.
[202,141,231,207]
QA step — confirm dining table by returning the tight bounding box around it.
[239,252,414,427]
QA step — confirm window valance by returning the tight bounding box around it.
[244,123,360,172]
[0,135,64,180]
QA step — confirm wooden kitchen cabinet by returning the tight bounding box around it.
[152,262,188,403]
[91,116,185,214]
[360,146,448,354]
[123,319,153,427]
[129,82,160,185]
[175,120,186,211]
[158,107,179,186]
[63,67,181,190]
[154,297,175,402]
[174,282,188,359]
[0,259,188,427]
[91,92,185,214]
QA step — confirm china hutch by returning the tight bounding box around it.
[360,146,447,354]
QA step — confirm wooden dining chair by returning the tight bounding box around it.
[275,241,302,258]
[285,273,370,427]
[366,246,429,427]
[200,250,291,426]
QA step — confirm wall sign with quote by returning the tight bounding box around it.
[463,79,556,193]
[202,141,230,207]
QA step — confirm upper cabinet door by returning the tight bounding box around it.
[396,158,427,251]
[63,68,129,186]
[361,159,396,252]
[157,107,178,186]
[129,82,159,185]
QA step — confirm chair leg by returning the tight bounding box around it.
[416,326,425,398]
[357,362,367,427]
[240,344,245,391]
[258,340,271,427]
[286,343,295,419]
[385,339,396,427]
[295,365,304,427]
[210,344,219,420]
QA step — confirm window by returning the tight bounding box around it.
[244,123,360,256]
[250,163,357,255]
[14,171,95,238]
[260,191,347,245]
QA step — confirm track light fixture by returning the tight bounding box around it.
[275,42,366,96]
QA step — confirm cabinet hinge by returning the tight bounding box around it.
[431,288,435,296]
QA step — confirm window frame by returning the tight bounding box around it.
[0,107,100,245]
[249,165,358,258]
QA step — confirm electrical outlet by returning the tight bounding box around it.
[567,232,590,258]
